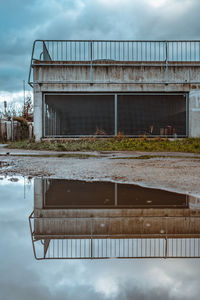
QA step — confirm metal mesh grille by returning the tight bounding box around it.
[44,93,187,137]
[45,94,114,136]
[118,94,186,136]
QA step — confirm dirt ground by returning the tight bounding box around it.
[0,146,200,196]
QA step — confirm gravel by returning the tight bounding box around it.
[0,148,200,196]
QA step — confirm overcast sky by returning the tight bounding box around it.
[0,0,200,107]
[1,177,200,300]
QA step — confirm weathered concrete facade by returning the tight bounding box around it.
[33,61,200,91]
[29,40,200,140]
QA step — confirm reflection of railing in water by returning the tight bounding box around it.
[29,212,200,260]
[33,238,200,260]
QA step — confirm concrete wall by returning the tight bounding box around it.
[34,178,43,209]
[34,214,200,238]
[189,90,200,137]
[33,61,200,140]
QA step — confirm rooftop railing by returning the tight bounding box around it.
[31,40,200,62]
[28,40,200,86]
[30,237,200,260]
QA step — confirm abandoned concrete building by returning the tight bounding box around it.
[28,40,200,140]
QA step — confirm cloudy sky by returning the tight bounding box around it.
[0,176,200,300]
[0,0,200,110]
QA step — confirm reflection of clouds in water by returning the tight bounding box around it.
[150,267,173,289]
[93,277,119,298]
[1,258,200,300]
[0,176,33,187]
[0,176,33,216]
[0,178,200,299]
[0,176,24,186]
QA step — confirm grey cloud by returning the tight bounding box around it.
[1,0,200,93]
[1,262,200,300]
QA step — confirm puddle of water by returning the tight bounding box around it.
[0,160,9,167]
[1,176,200,299]
[30,178,200,260]
[112,155,200,160]
[0,153,98,159]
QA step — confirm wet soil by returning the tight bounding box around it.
[0,147,200,196]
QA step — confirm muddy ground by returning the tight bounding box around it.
[0,146,200,196]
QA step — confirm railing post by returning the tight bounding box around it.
[165,216,168,258]
[90,217,93,258]
[165,237,168,258]
[28,40,37,87]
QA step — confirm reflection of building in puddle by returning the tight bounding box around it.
[29,179,200,260]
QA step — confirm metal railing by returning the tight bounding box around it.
[28,40,200,86]
[30,237,200,260]
[31,40,200,62]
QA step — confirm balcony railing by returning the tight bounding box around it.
[28,40,200,86]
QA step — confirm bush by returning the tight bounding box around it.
[13,117,29,140]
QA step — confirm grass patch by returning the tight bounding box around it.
[112,155,166,159]
[6,138,200,153]
[0,153,97,159]
[113,155,200,160]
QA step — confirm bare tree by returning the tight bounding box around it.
[0,96,33,121]
[22,96,33,121]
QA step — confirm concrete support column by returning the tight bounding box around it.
[34,90,43,141]
[34,178,43,209]
[189,90,200,137]
[189,195,200,210]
